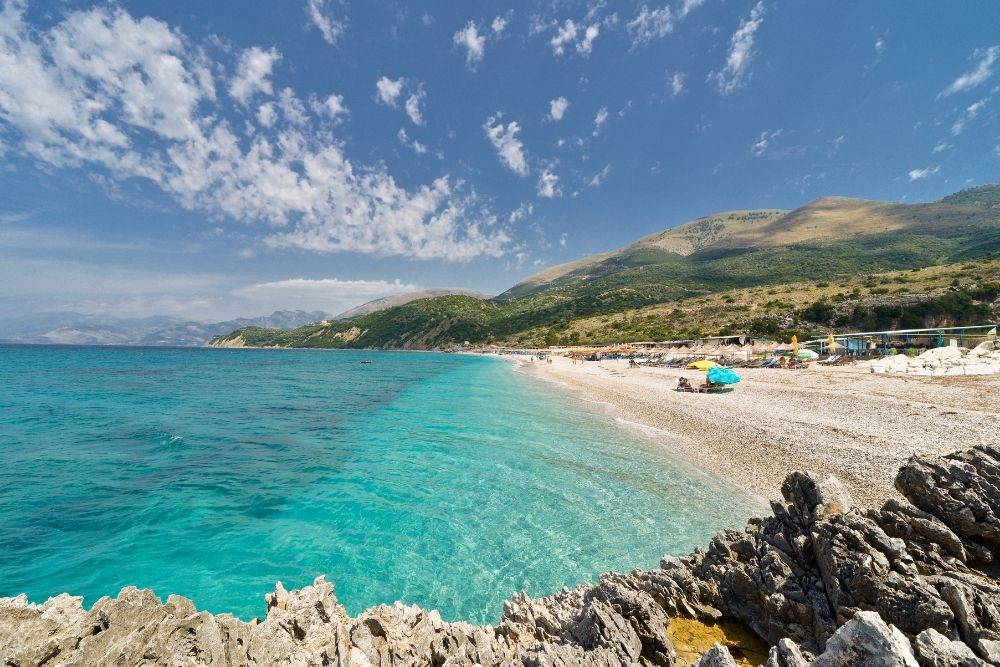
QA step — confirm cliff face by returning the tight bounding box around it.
[2,446,999,666]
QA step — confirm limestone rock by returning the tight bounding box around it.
[913,628,987,667]
[3,447,1000,666]
[810,611,918,667]
[693,643,739,667]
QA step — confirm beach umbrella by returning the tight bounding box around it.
[688,359,721,370]
[796,349,819,360]
[791,334,799,355]
[827,332,837,352]
[707,367,741,384]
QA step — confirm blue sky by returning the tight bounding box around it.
[1,0,998,320]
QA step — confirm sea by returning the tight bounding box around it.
[0,346,760,623]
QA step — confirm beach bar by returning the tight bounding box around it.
[810,324,999,357]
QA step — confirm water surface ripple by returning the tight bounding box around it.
[0,346,760,622]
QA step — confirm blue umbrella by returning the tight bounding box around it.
[707,367,741,385]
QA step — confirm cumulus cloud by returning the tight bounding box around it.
[670,72,686,97]
[305,0,346,45]
[908,166,940,181]
[550,19,600,57]
[491,13,510,36]
[229,47,281,105]
[537,169,561,198]
[257,103,277,128]
[484,114,529,176]
[627,6,674,45]
[405,87,426,125]
[592,107,609,136]
[375,75,405,106]
[397,127,427,154]
[709,1,765,95]
[508,201,533,223]
[454,21,486,67]
[678,0,706,19]
[314,93,347,121]
[939,46,999,98]
[0,4,508,261]
[548,96,569,121]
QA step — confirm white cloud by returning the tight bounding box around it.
[874,37,886,55]
[548,96,569,121]
[314,93,347,121]
[0,4,508,262]
[939,46,999,98]
[578,24,600,56]
[491,14,509,36]
[508,202,533,223]
[229,46,280,105]
[751,128,782,157]
[257,103,277,128]
[537,169,561,198]
[627,6,674,46]
[932,140,952,154]
[375,76,404,106]
[829,134,845,156]
[678,0,706,19]
[397,128,427,154]
[235,278,417,313]
[404,88,426,125]
[587,164,611,188]
[951,97,990,136]
[454,21,486,68]
[484,114,529,176]
[592,107,609,136]
[670,72,686,97]
[709,1,765,95]
[306,0,346,45]
[550,20,578,55]
[908,166,940,181]
[549,19,600,57]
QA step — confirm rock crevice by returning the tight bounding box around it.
[2,446,999,666]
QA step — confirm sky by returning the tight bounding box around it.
[1,0,999,321]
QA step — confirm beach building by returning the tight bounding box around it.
[810,324,999,357]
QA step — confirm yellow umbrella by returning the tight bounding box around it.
[688,359,721,370]
[791,334,799,355]
[827,332,837,352]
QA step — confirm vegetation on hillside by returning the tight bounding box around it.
[211,189,1000,350]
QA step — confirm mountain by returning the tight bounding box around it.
[333,289,488,320]
[211,186,1000,350]
[0,310,328,346]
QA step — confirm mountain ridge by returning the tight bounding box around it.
[212,185,1000,350]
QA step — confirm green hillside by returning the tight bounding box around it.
[211,187,1000,349]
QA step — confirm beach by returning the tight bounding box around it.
[519,355,1000,508]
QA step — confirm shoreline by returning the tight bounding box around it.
[513,354,1000,508]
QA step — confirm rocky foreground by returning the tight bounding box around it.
[2,447,999,666]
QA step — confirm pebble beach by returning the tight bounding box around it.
[520,355,1000,508]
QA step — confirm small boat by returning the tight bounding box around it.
[360,360,373,364]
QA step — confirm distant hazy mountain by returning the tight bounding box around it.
[333,288,489,320]
[0,310,329,347]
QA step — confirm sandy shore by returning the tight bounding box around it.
[517,355,1000,508]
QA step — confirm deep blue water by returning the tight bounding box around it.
[0,346,759,622]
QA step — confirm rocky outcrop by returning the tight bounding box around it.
[2,446,999,666]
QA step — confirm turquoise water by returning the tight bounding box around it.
[0,346,759,623]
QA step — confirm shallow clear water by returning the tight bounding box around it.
[0,346,760,622]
